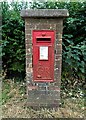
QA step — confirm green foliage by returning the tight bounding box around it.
[2,2,28,78]
[61,2,86,91]
[30,1,85,91]
[1,1,85,85]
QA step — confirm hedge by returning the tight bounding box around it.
[1,1,85,88]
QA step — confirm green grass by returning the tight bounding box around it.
[2,79,85,118]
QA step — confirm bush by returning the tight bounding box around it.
[2,2,28,78]
[1,1,85,85]
[26,1,86,92]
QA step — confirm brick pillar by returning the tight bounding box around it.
[21,9,69,107]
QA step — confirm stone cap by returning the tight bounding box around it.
[20,9,69,18]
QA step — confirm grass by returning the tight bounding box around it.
[2,79,85,118]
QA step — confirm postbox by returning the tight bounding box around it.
[21,9,69,107]
[33,30,55,82]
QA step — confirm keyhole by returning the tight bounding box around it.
[42,33,46,36]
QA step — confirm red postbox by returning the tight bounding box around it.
[32,30,55,82]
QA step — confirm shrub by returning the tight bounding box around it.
[1,1,85,85]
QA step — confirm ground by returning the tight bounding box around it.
[2,79,85,118]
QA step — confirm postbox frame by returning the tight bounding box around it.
[32,30,55,82]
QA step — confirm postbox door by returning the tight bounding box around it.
[33,30,55,82]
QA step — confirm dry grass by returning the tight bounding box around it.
[2,79,85,118]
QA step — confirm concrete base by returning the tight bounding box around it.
[27,83,60,108]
